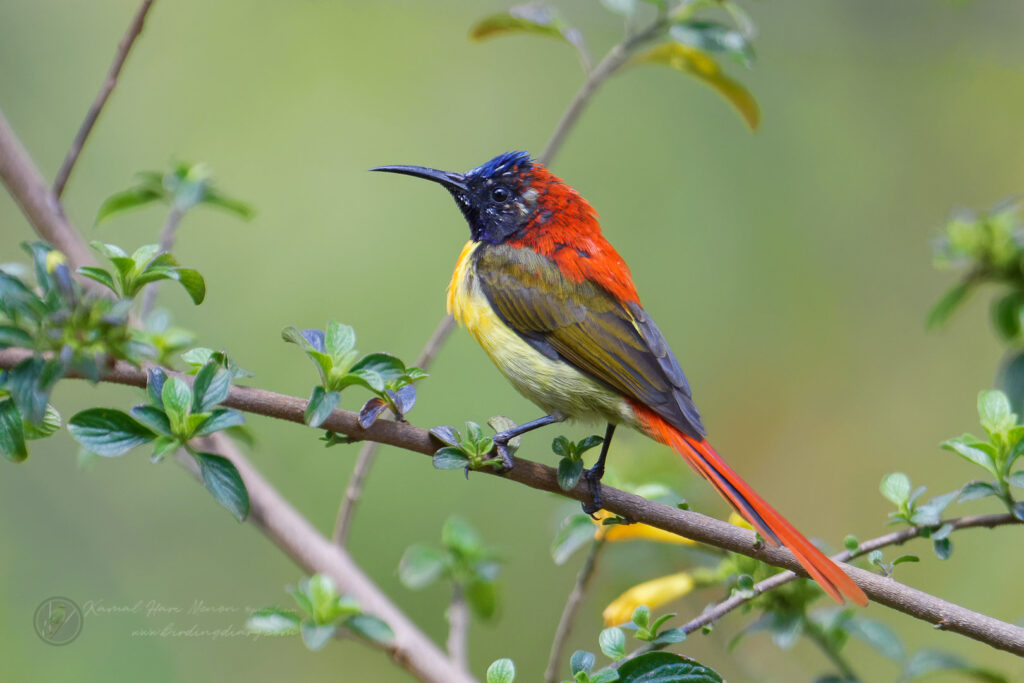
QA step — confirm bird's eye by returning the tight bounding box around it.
[490,186,510,203]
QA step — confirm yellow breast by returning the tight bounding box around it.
[447,240,636,427]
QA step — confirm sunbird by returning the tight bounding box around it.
[373,151,867,606]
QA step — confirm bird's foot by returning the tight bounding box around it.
[581,465,604,517]
[491,437,516,474]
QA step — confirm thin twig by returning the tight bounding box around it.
[540,13,668,165]
[677,512,1018,638]
[447,585,471,672]
[544,539,607,683]
[140,205,185,318]
[53,0,156,198]
[0,109,96,271]
[2,348,1021,658]
[332,313,456,545]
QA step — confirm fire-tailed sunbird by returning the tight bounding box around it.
[373,151,867,606]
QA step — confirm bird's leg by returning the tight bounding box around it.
[582,423,616,515]
[492,414,562,471]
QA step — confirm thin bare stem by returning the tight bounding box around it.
[53,0,156,197]
[447,585,471,672]
[803,615,859,681]
[0,109,96,271]
[332,313,456,545]
[140,205,185,318]
[540,13,667,165]
[544,539,607,683]
[677,512,1018,638]
[1,348,1020,658]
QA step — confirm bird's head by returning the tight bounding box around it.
[372,151,550,245]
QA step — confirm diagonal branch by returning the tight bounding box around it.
[1,347,1020,657]
[53,0,156,198]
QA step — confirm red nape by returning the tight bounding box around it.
[506,165,640,305]
[630,401,869,606]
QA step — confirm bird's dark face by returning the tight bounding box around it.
[372,151,539,245]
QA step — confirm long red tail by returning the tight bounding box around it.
[632,403,867,606]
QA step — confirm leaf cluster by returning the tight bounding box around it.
[67,362,248,520]
[246,574,393,651]
[80,242,205,305]
[283,321,425,430]
[96,161,253,224]
[430,419,510,473]
[398,516,503,621]
[552,433,604,491]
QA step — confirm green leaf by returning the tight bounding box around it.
[76,266,118,294]
[0,324,32,349]
[433,447,471,470]
[95,186,164,224]
[910,490,959,526]
[246,608,301,636]
[194,451,249,521]
[324,321,356,360]
[161,376,193,433]
[631,605,651,630]
[465,578,498,620]
[345,614,394,643]
[552,435,572,458]
[192,362,231,412]
[203,186,255,220]
[959,480,999,502]
[576,435,604,455]
[68,408,156,457]
[592,670,621,683]
[558,457,585,491]
[670,21,755,68]
[880,472,911,506]
[901,649,1008,682]
[129,405,173,437]
[978,390,1015,436]
[194,408,245,436]
[892,554,920,566]
[398,544,446,589]
[442,516,481,555]
[282,325,314,350]
[617,651,723,683]
[991,291,1024,342]
[486,658,516,683]
[299,620,335,651]
[131,244,162,270]
[570,650,596,676]
[926,281,972,330]
[350,352,406,384]
[933,537,953,560]
[844,617,904,661]
[651,627,687,645]
[306,574,340,624]
[0,399,28,462]
[23,403,61,440]
[172,268,206,305]
[630,43,759,130]
[470,10,567,44]
[942,438,998,477]
[430,425,461,447]
[339,368,384,393]
[303,386,339,428]
[150,435,180,462]
[599,627,627,661]
[147,368,166,408]
[1007,471,1024,488]
[551,513,596,565]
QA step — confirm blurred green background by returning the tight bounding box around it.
[2,0,1024,680]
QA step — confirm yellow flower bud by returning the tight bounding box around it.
[45,250,67,273]
[603,572,695,626]
[591,510,696,546]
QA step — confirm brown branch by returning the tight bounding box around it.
[52,0,156,198]
[0,109,96,270]
[447,585,471,673]
[1,348,1021,658]
[332,313,456,545]
[544,539,607,683]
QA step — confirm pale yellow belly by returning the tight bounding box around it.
[447,241,638,427]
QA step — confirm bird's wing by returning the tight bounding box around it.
[475,243,705,437]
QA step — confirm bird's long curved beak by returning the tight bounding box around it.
[370,165,468,192]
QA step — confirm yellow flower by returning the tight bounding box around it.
[728,512,753,531]
[45,250,67,273]
[591,510,696,546]
[603,572,696,626]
